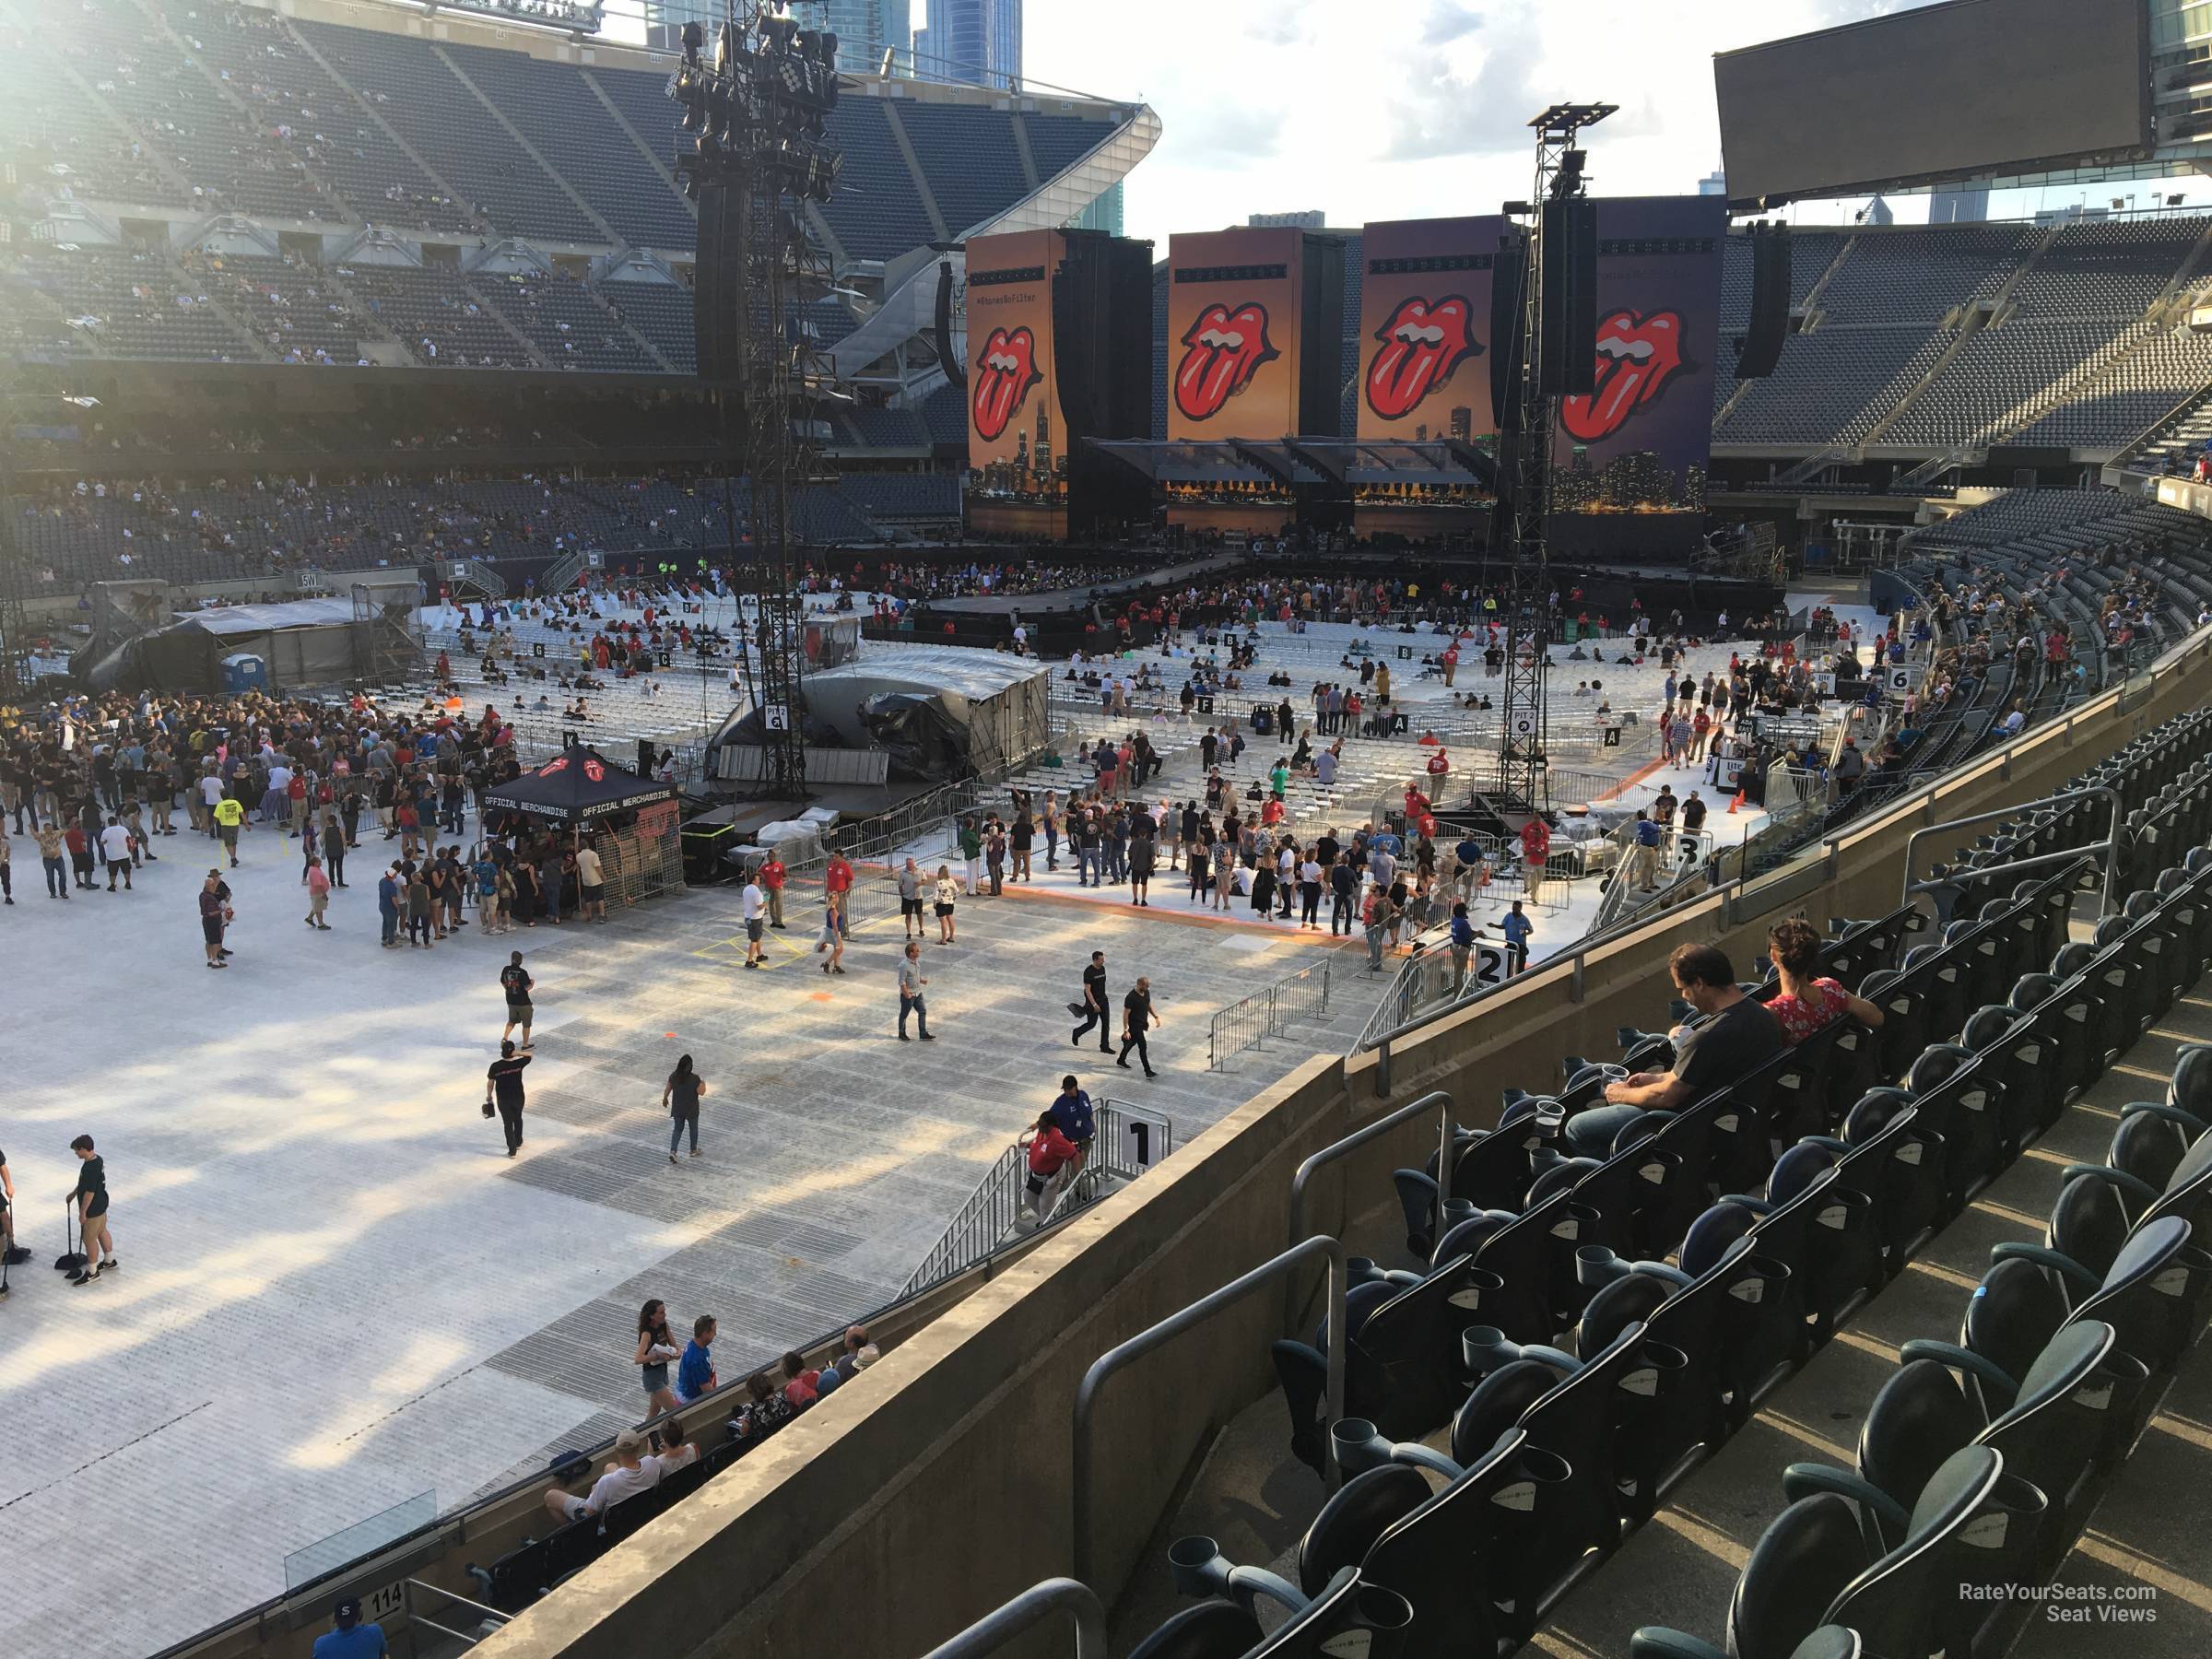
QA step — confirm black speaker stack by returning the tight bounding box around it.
[1537,196,1599,397]
[1735,221,1792,381]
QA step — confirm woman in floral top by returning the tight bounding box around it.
[1764,918,1886,1042]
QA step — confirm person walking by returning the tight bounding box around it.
[1118,976,1160,1078]
[897,940,935,1041]
[1071,950,1112,1053]
[214,792,245,866]
[1129,818,1155,906]
[100,817,134,891]
[377,865,402,947]
[200,868,229,969]
[1017,1111,1080,1224]
[824,850,854,927]
[1363,885,1395,973]
[815,889,847,973]
[500,952,535,1047]
[740,874,767,969]
[485,1039,531,1157]
[934,864,961,944]
[66,1133,114,1284]
[636,1299,682,1418]
[36,820,66,900]
[664,1054,708,1162]
[304,855,333,930]
[898,857,925,941]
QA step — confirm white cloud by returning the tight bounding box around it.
[1018,0,1948,243]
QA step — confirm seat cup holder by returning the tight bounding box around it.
[1352,1584,1417,1658]
[1347,1255,1382,1286]
[1445,1264,1505,1314]
[1167,1534,1229,1597]
[1462,1324,1517,1378]
[1441,1197,1477,1229]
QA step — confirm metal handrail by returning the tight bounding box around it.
[919,1579,1107,1659]
[1073,1236,1347,1583]
[1902,784,2124,916]
[1284,1090,1453,1333]
[900,1102,1167,1297]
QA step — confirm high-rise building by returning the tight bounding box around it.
[922,0,1021,88]
[1697,168,1726,196]
[1077,182,1124,236]
[781,3,905,72]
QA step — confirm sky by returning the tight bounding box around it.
[1012,1,1914,241]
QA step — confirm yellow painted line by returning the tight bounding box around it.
[1753,1408,1855,1461]
[2147,1412,2212,1454]
[2113,1063,2171,1083]
[1526,1632,1609,1659]
[2073,1533,2212,1615]
[2021,1144,2077,1167]
[1969,1197,2049,1230]
[1830,1328,1903,1362]
[2072,1102,2123,1121]
[1653,1508,1752,1571]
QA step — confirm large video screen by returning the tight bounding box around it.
[1165,228,1308,441]
[1714,0,2149,207]
[964,229,1067,510]
[1355,216,1504,443]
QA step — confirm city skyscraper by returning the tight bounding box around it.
[1076,182,1124,236]
[783,1,907,73]
[921,0,1021,88]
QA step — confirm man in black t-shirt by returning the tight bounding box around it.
[68,1133,113,1284]
[485,1041,533,1156]
[1071,950,1112,1053]
[500,951,534,1049]
[1118,977,1161,1079]
[1566,944,1782,1157]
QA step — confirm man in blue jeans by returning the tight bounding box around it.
[897,941,935,1040]
[377,865,402,947]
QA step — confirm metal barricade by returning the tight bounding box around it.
[1207,958,1334,1069]
[920,1579,1108,1659]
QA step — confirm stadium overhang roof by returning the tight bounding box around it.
[1088,438,1499,490]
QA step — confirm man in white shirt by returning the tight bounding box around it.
[577,842,606,924]
[740,877,766,969]
[541,1428,697,1524]
[197,770,225,835]
[100,817,135,891]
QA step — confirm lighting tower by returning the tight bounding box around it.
[1492,100,1613,815]
[672,6,843,799]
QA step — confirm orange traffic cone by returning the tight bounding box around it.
[1726,786,1746,814]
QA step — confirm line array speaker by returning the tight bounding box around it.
[1735,224,1792,380]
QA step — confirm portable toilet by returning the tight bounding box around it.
[221,653,268,693]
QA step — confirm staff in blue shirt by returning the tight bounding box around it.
[1501,900,1534,975]
[1050,1076,1096,1155]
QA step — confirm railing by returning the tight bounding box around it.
[1207,958,1335,1070]
[899,1102,1171,1298]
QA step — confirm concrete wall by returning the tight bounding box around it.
[466,632,2212,1659]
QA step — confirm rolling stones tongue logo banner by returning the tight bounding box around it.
[971,325,1041,441]
[1549,194,1724,495]
[1174,302,1278,422]
[1355,216,1500,442]
[1166,227,1307,441]
[1559,309,1688,441]
[961,229,1068,500]
[1364,295,1479,421]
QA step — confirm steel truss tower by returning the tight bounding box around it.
[1492,101,1613,814]
[674,5,843,800]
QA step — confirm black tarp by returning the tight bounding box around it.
[481,744,677,826]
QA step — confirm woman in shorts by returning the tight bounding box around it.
[934,864,961,945]
[815,893,847,974]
